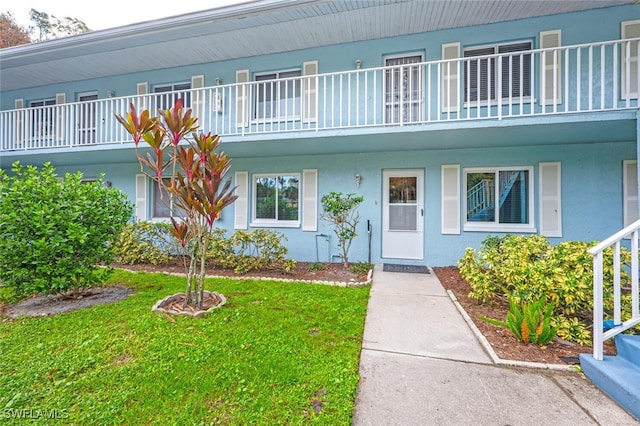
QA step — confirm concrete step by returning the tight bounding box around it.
[615,334,640,369]
[580,352,640,421]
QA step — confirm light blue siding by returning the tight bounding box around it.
[2,4,640,267]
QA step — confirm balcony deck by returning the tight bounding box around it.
[1,37,639,155]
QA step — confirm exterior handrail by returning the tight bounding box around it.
[589,218,640,361]
[1,36,639,152]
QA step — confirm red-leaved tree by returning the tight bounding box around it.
[116,99,237,309]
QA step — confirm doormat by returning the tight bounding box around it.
[383,264,430,274]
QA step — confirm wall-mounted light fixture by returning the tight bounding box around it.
[354,59,362,70]
[107,90,116,98]
[355,173,361,188]
[215,77,222,86]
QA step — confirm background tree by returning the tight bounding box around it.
[29,9,90,41]
[0,12,31,48]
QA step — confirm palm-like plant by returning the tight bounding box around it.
[116,100,237,309]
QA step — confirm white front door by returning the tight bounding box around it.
[382,169,424,260]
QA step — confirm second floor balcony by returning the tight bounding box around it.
[1,37,639,153]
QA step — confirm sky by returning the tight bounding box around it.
[4,0,249,32]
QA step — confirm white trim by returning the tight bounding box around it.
[623,160,639,227]
[302,169,318,231]
[463,166,536,232]
[622,20,640,100]
[234,171,248,230]
[135,174,148,221]
[539,30,562,105]
[136,82,148,110]
[441,42,460,113]
[235,69,250,128]
[251,172,301,227]
[539,161,562,237]
[136,82,148,95]
[441,164,460,235]
[55,93,66,140]
[191,75,205,123]
[302,60,318,123]
[382,169,424,260]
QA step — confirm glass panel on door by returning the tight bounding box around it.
[388,176,418,231]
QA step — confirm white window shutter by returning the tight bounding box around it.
[234,171,248,229]
[539,162,562,237]
[236,70,250,128]
[441,164,460,234]
[441,43,460,113]
[540,30,562,106]
[137,82,148,110]
[303,60,318,123]
[55,93,66,141]
[302,169,318,231]
[14,99,24,146]
[191,75,205,126]
[137,82,148,95]
[135,174,148,221]
[622,20,640,100]
[624,160,639,227]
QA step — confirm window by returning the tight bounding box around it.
[464,42,532,102]
[464,167,534,231]
[29,98,56,139]
[255,70,302,120]
[152,178,175,218]
[252,174,300,225]
[384,54,423,123]
[154,82,191,110]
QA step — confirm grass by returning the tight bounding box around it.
[0,270,370,425]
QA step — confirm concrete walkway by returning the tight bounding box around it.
[352,265,639,426]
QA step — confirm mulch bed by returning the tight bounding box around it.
[433,266,617,366]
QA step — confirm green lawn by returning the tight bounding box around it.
[0,270,370,425]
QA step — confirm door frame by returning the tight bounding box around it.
[381,169,425,260]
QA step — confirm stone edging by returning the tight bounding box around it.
[116,267,373,288]
[152,291,227,317]
[446,289,577,372]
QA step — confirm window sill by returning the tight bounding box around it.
[250,221,300,229]
[463,224,537,234]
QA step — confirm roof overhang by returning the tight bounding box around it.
[0,0,634,92]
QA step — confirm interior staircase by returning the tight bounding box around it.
[580,335,640,420]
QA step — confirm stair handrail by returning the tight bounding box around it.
[588,218,640,361]
[466,179,489,216]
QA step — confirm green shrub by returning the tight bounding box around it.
[113,221,175,265]
[307,262,327,272]
[208,229,295,274]
[0,162,133,298]
[481,298,557,345]
[350,261,373,277]
[208,228,236,269]
[458,234,631,345]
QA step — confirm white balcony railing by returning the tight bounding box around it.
[1,37,639,152]
[588,219,640,361]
